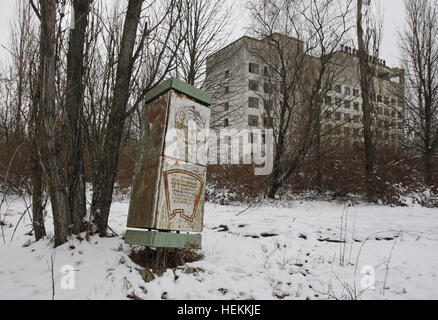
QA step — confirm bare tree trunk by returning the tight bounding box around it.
[399,0,438,187]
[30,149,45,240]
[30,93,46,241]
[65,0,91,234]
[38,0,71,246]
[314,117,323,192]
[423,150,433,186]
[91,0,144,236]
[357,0,376,200]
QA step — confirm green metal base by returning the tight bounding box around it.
[125,229,202,249]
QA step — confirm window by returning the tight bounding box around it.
[249,63,259,74]
[377,119,383,128]
[225,86,230,94]
[225,70,230,78]
[391,110,397,118]
[344,127,351,135]
[335,98,342,107]
[325,96,332,106]
[353,89,360,97]
[249,97,259,109]
[398,122,403,130]
[370,94,376,102]
[344,113,351,121]
[224,102,229,111]
[354,115,360,123]
[377,107,383,115]
[224,119,229,127]
[249,80,259,92]
[263,117,271,128]
[384,109,390,117]
[248,115,259,127]
[324,110,332,120]
[264,66,270,76]
[345,101,351,109]
[335,112,342,121]
[264,83,272,94]
[345,87,351,95]
[354,102,360,111]
[384,120,390,131]
[335,85,342,93]
[377,95,382,103]
[384,96,390,105]
[391,98,396,106]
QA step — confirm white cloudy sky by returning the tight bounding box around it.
[0,0,406,67]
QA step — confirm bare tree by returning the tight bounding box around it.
[64,0,92,234]
[399,0,438,186]
[89,0,184,236]
[174,0,232,87]
[356,0,383,200]
[34,0,71,246]
[247,0,353,198]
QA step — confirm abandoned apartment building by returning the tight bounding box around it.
[204,34,405,160]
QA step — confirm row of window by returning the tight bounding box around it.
[334,85,360,97]
[329,126,404,142]
[223,115,261,128]
[225,63,402,109]
[222,97,265,112]
[223,114,404,136]
[224,80,402,112]
[325,97,403,119]
[333,85,402,107]
[223,62,270,79]
[223,80,266,94]
[249,62,271,76]
[330,112,404,129]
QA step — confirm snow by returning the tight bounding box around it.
[0,195,437,300]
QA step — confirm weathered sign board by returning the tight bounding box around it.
[125,78,211,249]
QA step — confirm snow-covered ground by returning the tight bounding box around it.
[0,195,437,300]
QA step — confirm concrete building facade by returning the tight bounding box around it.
[205,34,405,153]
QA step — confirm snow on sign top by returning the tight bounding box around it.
[144,78,212,106]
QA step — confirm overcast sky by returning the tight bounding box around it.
[0,0,406,68]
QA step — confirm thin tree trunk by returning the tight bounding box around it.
[39,0,71,247]
[357,0,375,200]
[30,150,46,240]
[30,96,46,241]
[65,0,91,234]
[92,0,144,236]
[315,125,323,192]
[423,149,433,186]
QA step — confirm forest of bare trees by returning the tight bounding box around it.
[399,0,438,187]
[0,0,437,248]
